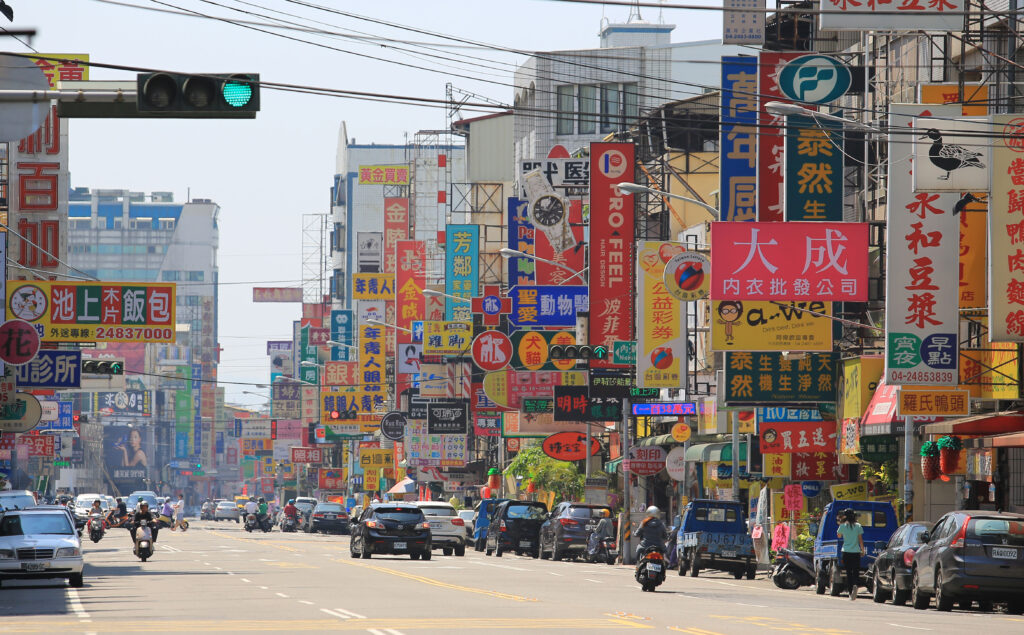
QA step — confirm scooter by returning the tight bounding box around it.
[245,513,258,533]
[281,515,299,533]
[586,533,617,565]
[87,513,106,543]
[258,514,273,533]
[635,545,667,592]
[770,548,816,590]
[134,519,154,562]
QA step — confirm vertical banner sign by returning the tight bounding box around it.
[445,225,478,322]
[395,239,426,397]
[885,104,959,384]
[959,194,988,309]
[330,310,353,362]
[358,322,386,412]
[722,0,765,45]
[9,104,69,280]
[785,116,844,221]
[991,114,1024,341]
[191,363,202,456]
[507,197,536,286]
[382,198,409,273]
[174,365,191,458]
[636,242,689,389]
[758,52,803,222]
[589,142,635,368]
[299,324,319,386]
[720,56,758,222]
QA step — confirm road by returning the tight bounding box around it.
[1,520,1021,633]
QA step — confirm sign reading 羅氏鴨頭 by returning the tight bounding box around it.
[897,389,970,417]
[7,281,176,343]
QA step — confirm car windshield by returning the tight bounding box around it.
[316,503,343,512]
[569,506,610,519]
[506,504,547,520]
[0,494,37,511]
[421,507,456,517]
[296,502,315,510]
[0,513,74,536]
[374,508,423,523]
[77,498,106,509]
[968,518,1024,546]
[129,495,159,509]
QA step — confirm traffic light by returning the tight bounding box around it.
[82,359,124,375]
[136,72,260,118]
[73,412,88,423]
[548,344,609,361]
[270,419,278,440]
[329,409,357,420]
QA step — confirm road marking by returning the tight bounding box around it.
[241,578,251,583]
[259,586,269,590]
[0,618,653,631]
[276,592,289,598]
[584,578,603,583]
[669,628,724,635]
[888,625,932,631]
[335,559,537,602]
[549,572,563,576]
[203,562,211,565]
[321,608,350,619]
[468,560,531,571]
[709,580,738,587]
[66,587,89,621]
[298,600,315,605]
[334,608,367,619]
[367,629,404,635]
[735,603,767,608]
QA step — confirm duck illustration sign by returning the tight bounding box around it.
[912,118,991,192]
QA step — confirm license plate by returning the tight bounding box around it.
[992,547,1018,560]
[647,563,662,572]
[394,542,407,550]
[520,540,532,547]
[585,523,597,531]
[325,515,335,519]
[21,563,45,572]
[429,522,441,528]
[721,550,737,558]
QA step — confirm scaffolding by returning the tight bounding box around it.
[301,213,327,305]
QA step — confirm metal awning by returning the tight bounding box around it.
[684,442,727,462]
[921,412,1024,436]
[964,430,1024,449]
[604,457,623,473]
[709,441,748,462]
[635,433,675,447]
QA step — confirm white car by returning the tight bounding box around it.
[457,510,475,541]
[0,507,84,588]
[0,490,37,512]
[214,501,241,523]
[73,493,108,524]
[413,502,466,556]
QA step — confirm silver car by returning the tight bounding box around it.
[214,501,241,523]
[0,507,84,588]
[414,502,467,556]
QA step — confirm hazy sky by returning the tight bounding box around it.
[14,0,724,405]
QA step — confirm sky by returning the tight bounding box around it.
[12,0,725,406]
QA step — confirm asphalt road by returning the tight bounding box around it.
[1,520,1021,634]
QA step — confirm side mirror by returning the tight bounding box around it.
[919,531,930,543]
[874,540,887,551]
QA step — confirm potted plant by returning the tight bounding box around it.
[936,435,963,474]
[920,441,940,481]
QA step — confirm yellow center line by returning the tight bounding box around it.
[333,558,538,602]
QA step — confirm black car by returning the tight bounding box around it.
[911,511,1024,613]
[485,500,547,558]
[349,503,431,560]
[308,502,350,534]
[539,502,613,561]
[870,521,930,605]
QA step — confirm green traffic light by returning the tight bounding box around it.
[222,80,253,108]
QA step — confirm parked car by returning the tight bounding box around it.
[308,502,350,534]
[472,498,508,551]
[539,502,613,561]
[349,502,431,560]
[869,521,930,605]
[676,499,756,579]
[0,507,84,588]
[457,510,475,541]
[414,502,466,556]
[486,500,547,558]
[814,500,897,596]
[214,500,241,523]
[0,490,37,512]
[910,511,1024,613]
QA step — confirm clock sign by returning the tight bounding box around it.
[531,194,565,227]
[9,284,47,321]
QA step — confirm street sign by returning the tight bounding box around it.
[471,330,513,372]
[629,387,658,398]
[624,446,666,476]
[0,319,40,365]
[290,446,323,464]
[612,341,636,365]
[670,422,691,443]
[0,393,42,433]
[664,252,710,301]
[541,432,600,461]
[379,411,407,441]
[777,55,852,104]
[631,402,697,416]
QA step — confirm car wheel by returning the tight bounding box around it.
[495,546,503,558]
[1007,601,1024,615]
[934,569,953,612]
[455,545,466,557]
[485,545,493,556]
[815,567,828,595]
[828,564,843,597]
[410,552,420,560]
[68,573,83,588]
[360,544,371,560]
[678,554,687,576]
[540,542,550,560]
[733,571,743,580]
[872,570,889,603]
[442,547,453,556]
[551,543,562,561]
[422,550,432,561]
[689,553,700,577]
[746,566,756,580]
[958,599,973,611]
[911,568,930,610]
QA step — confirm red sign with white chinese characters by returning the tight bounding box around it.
[0,319,41,365]
[542,432,600,462]
[290,446,323,464]
[383,198,410,274]
[588,143,635,367]
[18,434,55,457]
[711,221,869,301]
[758,52,803,222]
[471,330,513,372]
[989,114,1024,341]
[760,421,836,454]
[624,446,666,476]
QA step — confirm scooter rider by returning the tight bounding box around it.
[283,499,298,520]
[588,509,615,557]
[129,499,159,544]
[108,497,128,526]
[243,496,258,519]
[632,506,668,558]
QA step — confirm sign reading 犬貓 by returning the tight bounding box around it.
[445,225,478,321]
[509,285,587,328]
[720,56,758,222]
[7,281,176,342]
[785,116,844,221]
[724,352,838,403]
[885,105,959,383]
[12,349,80,388]
[711,221,869,302]
[820,0,964,32]
[988,114,1024,342]
[358,165,410,185]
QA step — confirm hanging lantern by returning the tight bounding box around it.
[487,467,501,490]
[482,486,492,499]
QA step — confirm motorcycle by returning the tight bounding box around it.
[258,514,273,533]
[635,545,667,592]
[87,513,106,543]
[586,534,617,565]
[770,548,816,590]
[201,503,215,521]
[281,515,299,533]
[245,513,258,533]
[134,518,154,562]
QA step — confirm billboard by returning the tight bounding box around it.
[329,310,352,362]
[445,225,479,321]
[912,118,990,193]
[252,287,302,302]
[711,221,869,302]
[507,197,536,286]
[820,0,964,32]
[423,321,471,356]
[7,281,176,342]
[636,241,688,388]
[93,390,152,416]
[357,232,383,273]
[990,114,1024,341]
[12,349,80,388]
[509,285,587,328]
[351,273,394,301]
[758,52,803,222]
[358,165,410,185]
[723,0,765,45]
[720,56,757,222]
[589,142,635,367]
[104,425,150,490]
[382,198,410,273]
[785,116,844,221]
[724,352,838,403]
[711,300,832,351]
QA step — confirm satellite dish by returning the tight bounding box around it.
[0,54,50,143]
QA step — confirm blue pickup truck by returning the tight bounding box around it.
[676,499,756,579]
[814,500,899,596]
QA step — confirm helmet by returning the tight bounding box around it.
[138,500,149,508]
[645,505,660,517]
[258,497,265,503]
[249,496,256,502]
[288,499,295,505]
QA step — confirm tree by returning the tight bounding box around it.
[504,446,607,504]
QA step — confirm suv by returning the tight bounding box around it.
[414,502,466,556]
[486,500,547,558]
[0,507,84,588]
[0,490,37,512]
[349,502,431,560]
[911,511,1024,613]
[539,502,613,561]
[308,502,350,534]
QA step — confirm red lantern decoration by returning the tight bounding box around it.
[488,473,501,489]
[481,486,492,499]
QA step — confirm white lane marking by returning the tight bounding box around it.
[226,572,234,575]
[584,578,603,583]
[67,587,89,619]
[259,586,269,590]
[334,608,367,619]
[203,562,211,565]
[549,572,563,576]
[276,592,289,598]
[258,558,273,562]
[735,602,767,608]
[241,578,252,583]
[710,580,739,587]
[298,600,315,605]
[888,625,932,631]
[468,560,530,572]
[367,630,404,635]
[321,608,350,619]
[214,566,222,570]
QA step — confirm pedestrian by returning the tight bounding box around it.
[837,508,864,601]
[161,497,175,530]
[173,493,186,530]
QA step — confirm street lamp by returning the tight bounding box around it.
[763,101,884,133]
[327,340,357,350]
[615,182,720,219]
[299,361,323,369]
[498,247,588,284]
[241,391,270,400]
[366,318,413,334]
[422,288,470,303]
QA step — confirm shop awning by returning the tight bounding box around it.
[861,381,900,436]
[604,457,623,473]
[386,477,416,495]
[635,433,675,447]
[684,442,727,462]
[921,412,1024,436]
[709,441,748,462]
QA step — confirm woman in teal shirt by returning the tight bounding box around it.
[837,508,865,600]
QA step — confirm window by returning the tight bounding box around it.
[600,84,620,133]
[623,83,639,126]
[188,271,205,281]
[420,506,456,517]
[162,271,181,282]
[505,504,547,520]
[578,85,598,134]
[556,85,574,135]
[112,218,123,229]
[159,218,176,230]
